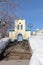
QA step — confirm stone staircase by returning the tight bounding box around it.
[3,41,32,60]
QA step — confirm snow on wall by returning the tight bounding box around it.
[0,38,9,54]
[29,36,43,65]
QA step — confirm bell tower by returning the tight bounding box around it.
[15,19,25,31]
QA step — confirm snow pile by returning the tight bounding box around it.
[29,36,43,65]
[29,52,42,65]
[0,38,9,54]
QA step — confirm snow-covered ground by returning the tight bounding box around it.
[0,38,9,54]
[29,36,43,65]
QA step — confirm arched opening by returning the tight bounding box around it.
[17,34,23,41]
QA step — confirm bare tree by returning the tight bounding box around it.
[0,0,29,37]
[0,0,19,37]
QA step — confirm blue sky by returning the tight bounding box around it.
[15,0,43,31]
[0,0,43,31]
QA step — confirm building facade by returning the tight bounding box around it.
[36,29,43,35]
[9,19,31,41]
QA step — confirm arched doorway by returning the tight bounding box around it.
[17,34,23,41]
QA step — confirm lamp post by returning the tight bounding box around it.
[0,19,6,28]
[2,21,6,26]
[28,23,33,31]
[28,23,33,35]
[0,19,2,28]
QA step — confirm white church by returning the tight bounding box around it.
[9,19,31,41]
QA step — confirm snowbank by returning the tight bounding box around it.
[0,38,9,54]
[29,36,43,65]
